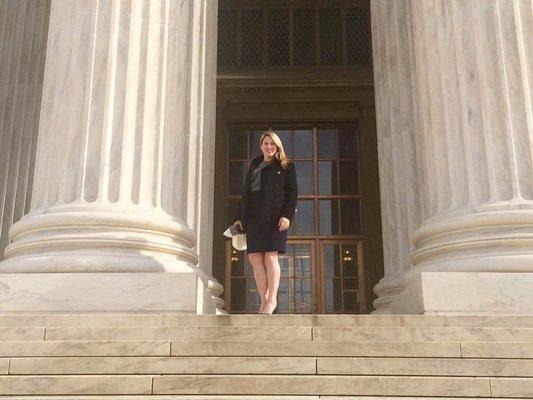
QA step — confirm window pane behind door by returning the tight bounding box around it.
[317,128,337,158]
[279,249,293,277]
[227,200,240,225]
[278,279,290,313]
[293,129,313,159]
[292,200,315,235]
[339,160,359,194]
[325,278,342,312]
[294,161,313,195]
[294,244,311,277]
[337,128,358,159]
[295,279,312,313]
[343,290,358,312]
[341,244,357,276]
[340,199,361,234]
[230,249,244,276]
[324,243,362,314]
[228,129,248,159]
[319,199,339,235]
[228,162,246,195]
[246,279,261,311]
[231,278,245,311]
[318,160,338,195]
[323,244,341,277]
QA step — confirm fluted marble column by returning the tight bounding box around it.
[373,0,533,314]
[370,0,422,313]
[0,0,50,262]
[0,0,223,313]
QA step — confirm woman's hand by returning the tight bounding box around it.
[278,217,290,231]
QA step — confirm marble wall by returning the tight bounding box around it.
[0,0,50,261]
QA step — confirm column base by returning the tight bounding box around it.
[390,272,533,315]
[0,272,223,314]
[372,275,406,314]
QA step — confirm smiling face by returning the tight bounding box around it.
[260,135,278,160]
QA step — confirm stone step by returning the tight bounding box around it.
[7,356,316,375]
[0,340,172,357]
[1,314,531,398]
[172,340,533,358]
[171,340,533,358]
[4,339,533,359]
[462,342,533,358]
[35,325,533,342]
[4,356,532,377]
[316,357,533,377]
[152,376,533,397]
[0,397,321,400]
[4,375,529,397]
[0,375,509,396]
[0,358,8,374]
[43,326,312,341]
[0,340,462,357]
[326,398,529,400]
[170,340,462,357]
[1,313,532,327]
[313,326,533,342]
[0,327,44,341]
[2,397,531,400]
[151,375,494,396]
[0,375,153,395]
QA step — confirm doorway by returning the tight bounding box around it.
[213,0,382,313]
[223,123,366,314]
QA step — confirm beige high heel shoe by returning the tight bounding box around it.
[263,303,278,315]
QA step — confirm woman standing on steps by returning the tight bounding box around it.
[233,130,298,315]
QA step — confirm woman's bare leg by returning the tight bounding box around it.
[263,251,281,313]
[248,252,269,313]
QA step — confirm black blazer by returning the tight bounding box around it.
[234,155,298,232]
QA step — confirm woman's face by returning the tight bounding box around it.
[260,136,278,159]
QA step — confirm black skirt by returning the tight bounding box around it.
[245,191,288,254]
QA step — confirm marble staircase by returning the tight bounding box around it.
[0,314,532,398]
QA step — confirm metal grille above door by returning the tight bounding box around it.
[217,3,371,68]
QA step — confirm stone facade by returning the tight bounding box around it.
[0,0,531,314]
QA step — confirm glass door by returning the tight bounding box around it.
[319,240,365,313]
[278,241,315,313]
[226,241,316,313]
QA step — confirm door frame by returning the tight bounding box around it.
[219,120,379,313]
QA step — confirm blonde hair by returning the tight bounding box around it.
[260,130,290,169]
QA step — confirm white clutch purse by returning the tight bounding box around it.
[222,226,247,251]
